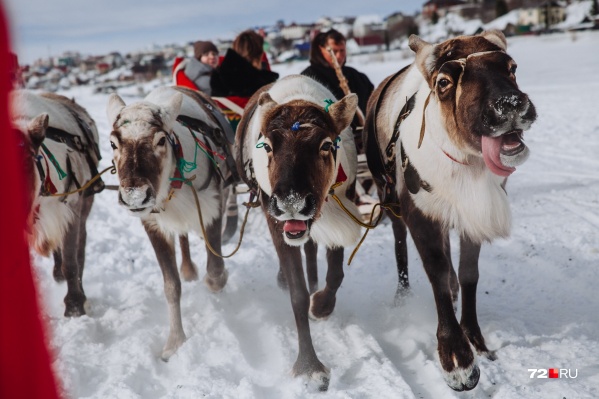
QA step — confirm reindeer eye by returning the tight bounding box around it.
[509,64,517,75]
[320,142,333,152]
[157,137,166,146]
[437,78,451,89]
[263,143,272,153]
[110,141,117,150]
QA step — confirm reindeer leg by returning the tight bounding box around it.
[179,234,198,282]
[309,247,343,320]
[459,235,496,361]
[221,186,238,244]
[142,220,186,361]
[304,239,318,294]
[52,249,64,282]
[405,207,479,391]
[445,237,460,312]
[266,216,329,391]
[62,197,91,317]
[389,212,410,304]
[203,214,228,292]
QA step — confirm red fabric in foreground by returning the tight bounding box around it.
[0,4,61,399]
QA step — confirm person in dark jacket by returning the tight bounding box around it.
[301,29,374,115]
[184,40,219,95]
[210,30,279,98]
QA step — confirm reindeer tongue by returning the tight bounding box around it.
[283,220,307,234]
[481,135,516,177]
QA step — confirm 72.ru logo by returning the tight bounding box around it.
[528,368,578,378]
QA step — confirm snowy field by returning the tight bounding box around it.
[33,31,599,399]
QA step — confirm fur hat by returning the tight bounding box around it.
[194,41,218,59]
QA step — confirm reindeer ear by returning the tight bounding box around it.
[107,94,126,127]
[481,29,507,51]
[327,93,358,133]
[258,92,278,114]
[161,92,183,130]
[27,113,48,149]
[409,35,435,83]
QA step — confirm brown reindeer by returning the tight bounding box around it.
[10,90,103,317]
[236,75,360,390]
[106,86,233,360]
[364,30,537,391]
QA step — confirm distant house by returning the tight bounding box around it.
[422,0,467,20]
[96,62,110,74]
[386,12,416,42]
[280,23,312,41]
[353,14,386,49]
[315,16,355,38]
[519,1,566,30]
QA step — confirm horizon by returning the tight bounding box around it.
[4,0,423,65]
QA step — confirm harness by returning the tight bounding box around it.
[184,93,241,186]
[35,121,104,198]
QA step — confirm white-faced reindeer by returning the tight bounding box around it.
[10,91,103,317]
[106,86,234,360]
[236,75,361,390]
[364,31,537,391]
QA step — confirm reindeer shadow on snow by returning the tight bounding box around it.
[364,30,537,391]
[106,86,238,360]
[11,91,104,317]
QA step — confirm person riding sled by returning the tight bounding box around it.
[210,30,279,132]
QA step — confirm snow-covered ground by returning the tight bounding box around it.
[33,31,599,399]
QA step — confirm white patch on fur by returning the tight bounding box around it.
[252,136,272,195]
[246,75,361,249]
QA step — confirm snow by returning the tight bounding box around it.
[483,10,520,32]
[556,0,594,30]
[33,31,599,398]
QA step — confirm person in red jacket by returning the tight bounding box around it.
[0,3,61,398]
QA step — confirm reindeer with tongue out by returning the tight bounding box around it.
[364,30,537,391]
[236,75,362,390]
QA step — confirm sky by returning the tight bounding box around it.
[3,0,423,65]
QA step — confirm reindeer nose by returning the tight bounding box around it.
[483,92,533,128]
[269,192,316,219]
[119,184,154,209]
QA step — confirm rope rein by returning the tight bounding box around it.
[46,164,116,197]
[327,181,402,265]
[180,174,259,259]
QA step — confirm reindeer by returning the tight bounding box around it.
[106,86,234,360]
[235,75,361,390]
[363,31,537,391]
[10,90,104,317]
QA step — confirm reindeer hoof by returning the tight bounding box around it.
[393,285,411,307]
[64,294,87,317]
[181,261,199,282]
[204,269,228,292]
[480,349,498,361]
[52,266,65,283]
[292,362,330,391]
[161,332,187,362]
[309,290,336,320]
[442,362,480,392]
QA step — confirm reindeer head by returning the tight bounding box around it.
[410,30,537,176]
[107,93,182,217]
[254,92,357,246]
[12,113,49,219]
